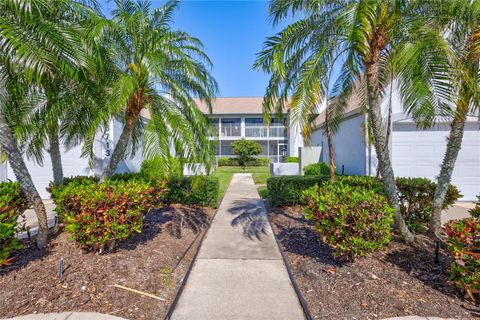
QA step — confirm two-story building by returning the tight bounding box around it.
[196,97,304,162]
[0,97,303,198]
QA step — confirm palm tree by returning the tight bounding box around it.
[101,0,217,177]
[426,0,480,235]
[256,0,452,240]
[23,74,111,186]
[0,0,100,248]
[22,2,110,186]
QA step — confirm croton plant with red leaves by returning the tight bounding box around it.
[444,217,480,301]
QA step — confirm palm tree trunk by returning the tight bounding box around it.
[430,102,468,235]
[365,60,413,241]
[49,129,64,185]
[325,107,336,182]
[0,114,48,249]
[104,113,138,177]
[376,106,392,179]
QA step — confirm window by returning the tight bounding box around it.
[270,117,286,126]
[220,140,234,156]
[245,118,264,126]
[221,118,241,125]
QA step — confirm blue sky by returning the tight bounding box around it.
[100,0,290,97]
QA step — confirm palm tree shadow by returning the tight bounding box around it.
[271,208,342,267]
[228,199,269,241]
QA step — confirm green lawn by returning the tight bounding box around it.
[214,166,270,202]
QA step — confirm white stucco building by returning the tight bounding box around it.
[195,97,304,162]
[0,97,304,198]
[311,89,480,200]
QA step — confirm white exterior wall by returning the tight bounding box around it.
[288,118,304,157]
[311,82,480,200]
[391,121,480,201]
[6,144,93,198]
[110,118,145,173]
[4,118,146,199]
[0,162,7,181]
[311,114,367,176]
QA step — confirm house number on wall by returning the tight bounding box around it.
[102,132,111,157]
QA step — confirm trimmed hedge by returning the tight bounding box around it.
[217,157,270,167]
[444,217,480,301]
[164,176,219,208]
[303,162,330,176]
[267,175,330,206]
[284,156,299,163]
[0,182,30,266]
[304,181,393,260]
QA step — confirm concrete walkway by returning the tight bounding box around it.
[17,201,57,240]
[171,173,305,320]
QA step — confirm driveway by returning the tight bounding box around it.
[441,201,475,225]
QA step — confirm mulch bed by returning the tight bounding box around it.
[270,206,480,320]
[0,205,214,320]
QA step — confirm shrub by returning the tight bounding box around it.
[444,217,480,301]
[140,157,182,180]
[164,176,219,208]
[284,156,299,163]
[57,179,158,251]
[266,174,462,234]
[396,177,462,233]
[303,182,394,261]
[338,175,383,192]
[0,182,30,266]
[303,162,330,176]
[266,175,330,206]
[469,195,480,218]
[49,175,99,217]
[231,139,263,169]
[217,157,237,166]
[217,157,269,167]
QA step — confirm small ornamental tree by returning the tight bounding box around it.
[231,139,262,170]
[469,195,480,218]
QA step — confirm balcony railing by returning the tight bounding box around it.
[220,125,241,137]
[244,126,287,138]
[267,126,287,138]
[209,125,287,138]
[244,126,268,137]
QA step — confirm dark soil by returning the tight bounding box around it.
[270,206,480,320]
[0,205,214,320]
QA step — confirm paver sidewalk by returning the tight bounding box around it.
[171,173,305,320]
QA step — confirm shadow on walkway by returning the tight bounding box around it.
[229,199,269,240]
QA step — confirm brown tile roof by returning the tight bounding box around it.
[313,89,362,128]
[140,97,289,119]
[195,97,288,115]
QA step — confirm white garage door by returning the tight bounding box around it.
[392,122,480,201]
[6,145,93,199]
